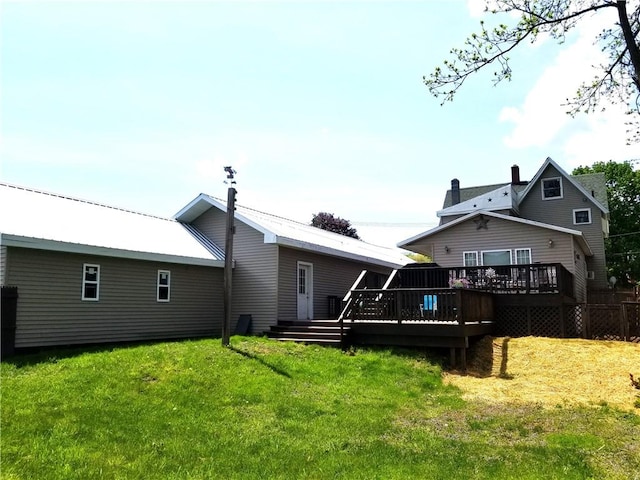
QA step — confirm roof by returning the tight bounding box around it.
[175,193,411,269]
[437,184,518,217]
[0,183,225,267]
[441,158,609,214]
[518,157,609,214]
[398,210,593,256]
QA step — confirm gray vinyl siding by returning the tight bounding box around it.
[519,164,608,289]
[5,247,223,348]
[192,208,279,335]
[277,247,392,321]
[573,238,588,303]
[413,216,576,273]
[0,245,7,285]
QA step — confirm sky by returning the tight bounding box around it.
[1,0,638,247]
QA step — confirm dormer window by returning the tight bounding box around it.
[542,177,563,200]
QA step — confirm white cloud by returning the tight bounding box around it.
[499,10,637,164]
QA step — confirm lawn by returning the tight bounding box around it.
[1,336,639,479]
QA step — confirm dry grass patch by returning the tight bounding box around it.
[445,336,640,411]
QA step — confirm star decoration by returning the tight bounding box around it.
[474,215,490,230]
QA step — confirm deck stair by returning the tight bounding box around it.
[266,320,349,346]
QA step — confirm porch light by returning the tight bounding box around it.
[548,239,554,247]
[444,245,450,253]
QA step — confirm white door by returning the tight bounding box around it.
[297,262,313,320]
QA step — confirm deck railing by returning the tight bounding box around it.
[396,263,574,298]
[341,288,494,325]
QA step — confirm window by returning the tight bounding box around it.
[82,264,100,301]
[157,270,171,302]
[463,251,478,266]
[542,177,563,199]
[573,208,592,225]
[514,248,531,264]
[481,250,511,266]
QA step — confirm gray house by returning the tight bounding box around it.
[399,158,609,303]
[0,183,226,349]
[1,183,409,349]
[175,194,410,335]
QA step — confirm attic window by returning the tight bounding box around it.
[542,177,563,200]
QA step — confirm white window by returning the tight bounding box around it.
[573,208,592,225]
[82,264,100,301]
[514,248,531,264]
[463,251,478,266]
[481,250,511,266]
[542,177,563,200]
[157,270,171,302]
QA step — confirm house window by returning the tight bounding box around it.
[157,270,171,302]
[82,264,100,301]
[542,177,563,199]
[481,250,511,266]
[463,251,478,266]
[573,208,592,225]
[514,248,531,264]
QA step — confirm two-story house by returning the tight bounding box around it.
[398,157,609,303]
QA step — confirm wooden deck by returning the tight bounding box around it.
[338,286,495,368]
[335,264,578,368]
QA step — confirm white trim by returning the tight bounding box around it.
[157,270,171,302]
[573,208,592,225]
[462,251,478,267]
[519,157,608,214]
[296,261,314,320]
[514,248,532,264]
[398,210,593,257]
[541,176,563,200]
[0,234,224,267]
[82,263,100,301]
[480,249,511,266]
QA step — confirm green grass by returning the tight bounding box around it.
[1,337,639,479]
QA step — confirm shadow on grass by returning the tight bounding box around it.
[448,335,513,379]
[228,345,292,378]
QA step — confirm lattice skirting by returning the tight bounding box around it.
[495,303,639,342]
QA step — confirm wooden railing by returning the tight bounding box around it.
[396,263,574,298]
[342,288,494,325]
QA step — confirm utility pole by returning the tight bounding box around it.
[222,166,237,347]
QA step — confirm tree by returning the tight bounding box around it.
[311,212,360,239]
[573,160,640,286]
[425,0,640,136]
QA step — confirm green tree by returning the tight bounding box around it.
[311,212,360,239]
[425,0,640,136]
[573,160,640,286]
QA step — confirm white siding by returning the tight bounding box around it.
[6,247,224,348]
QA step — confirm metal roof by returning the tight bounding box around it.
[0,183,224,267]
[437,184,518,217]
[175,194,411,269]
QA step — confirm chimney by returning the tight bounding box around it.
[451,178,460,205]
[511,165,520,185]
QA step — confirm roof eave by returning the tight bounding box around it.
[269,235,407,269]
[0,234,225,268]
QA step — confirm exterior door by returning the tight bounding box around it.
[297,262,313,320]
